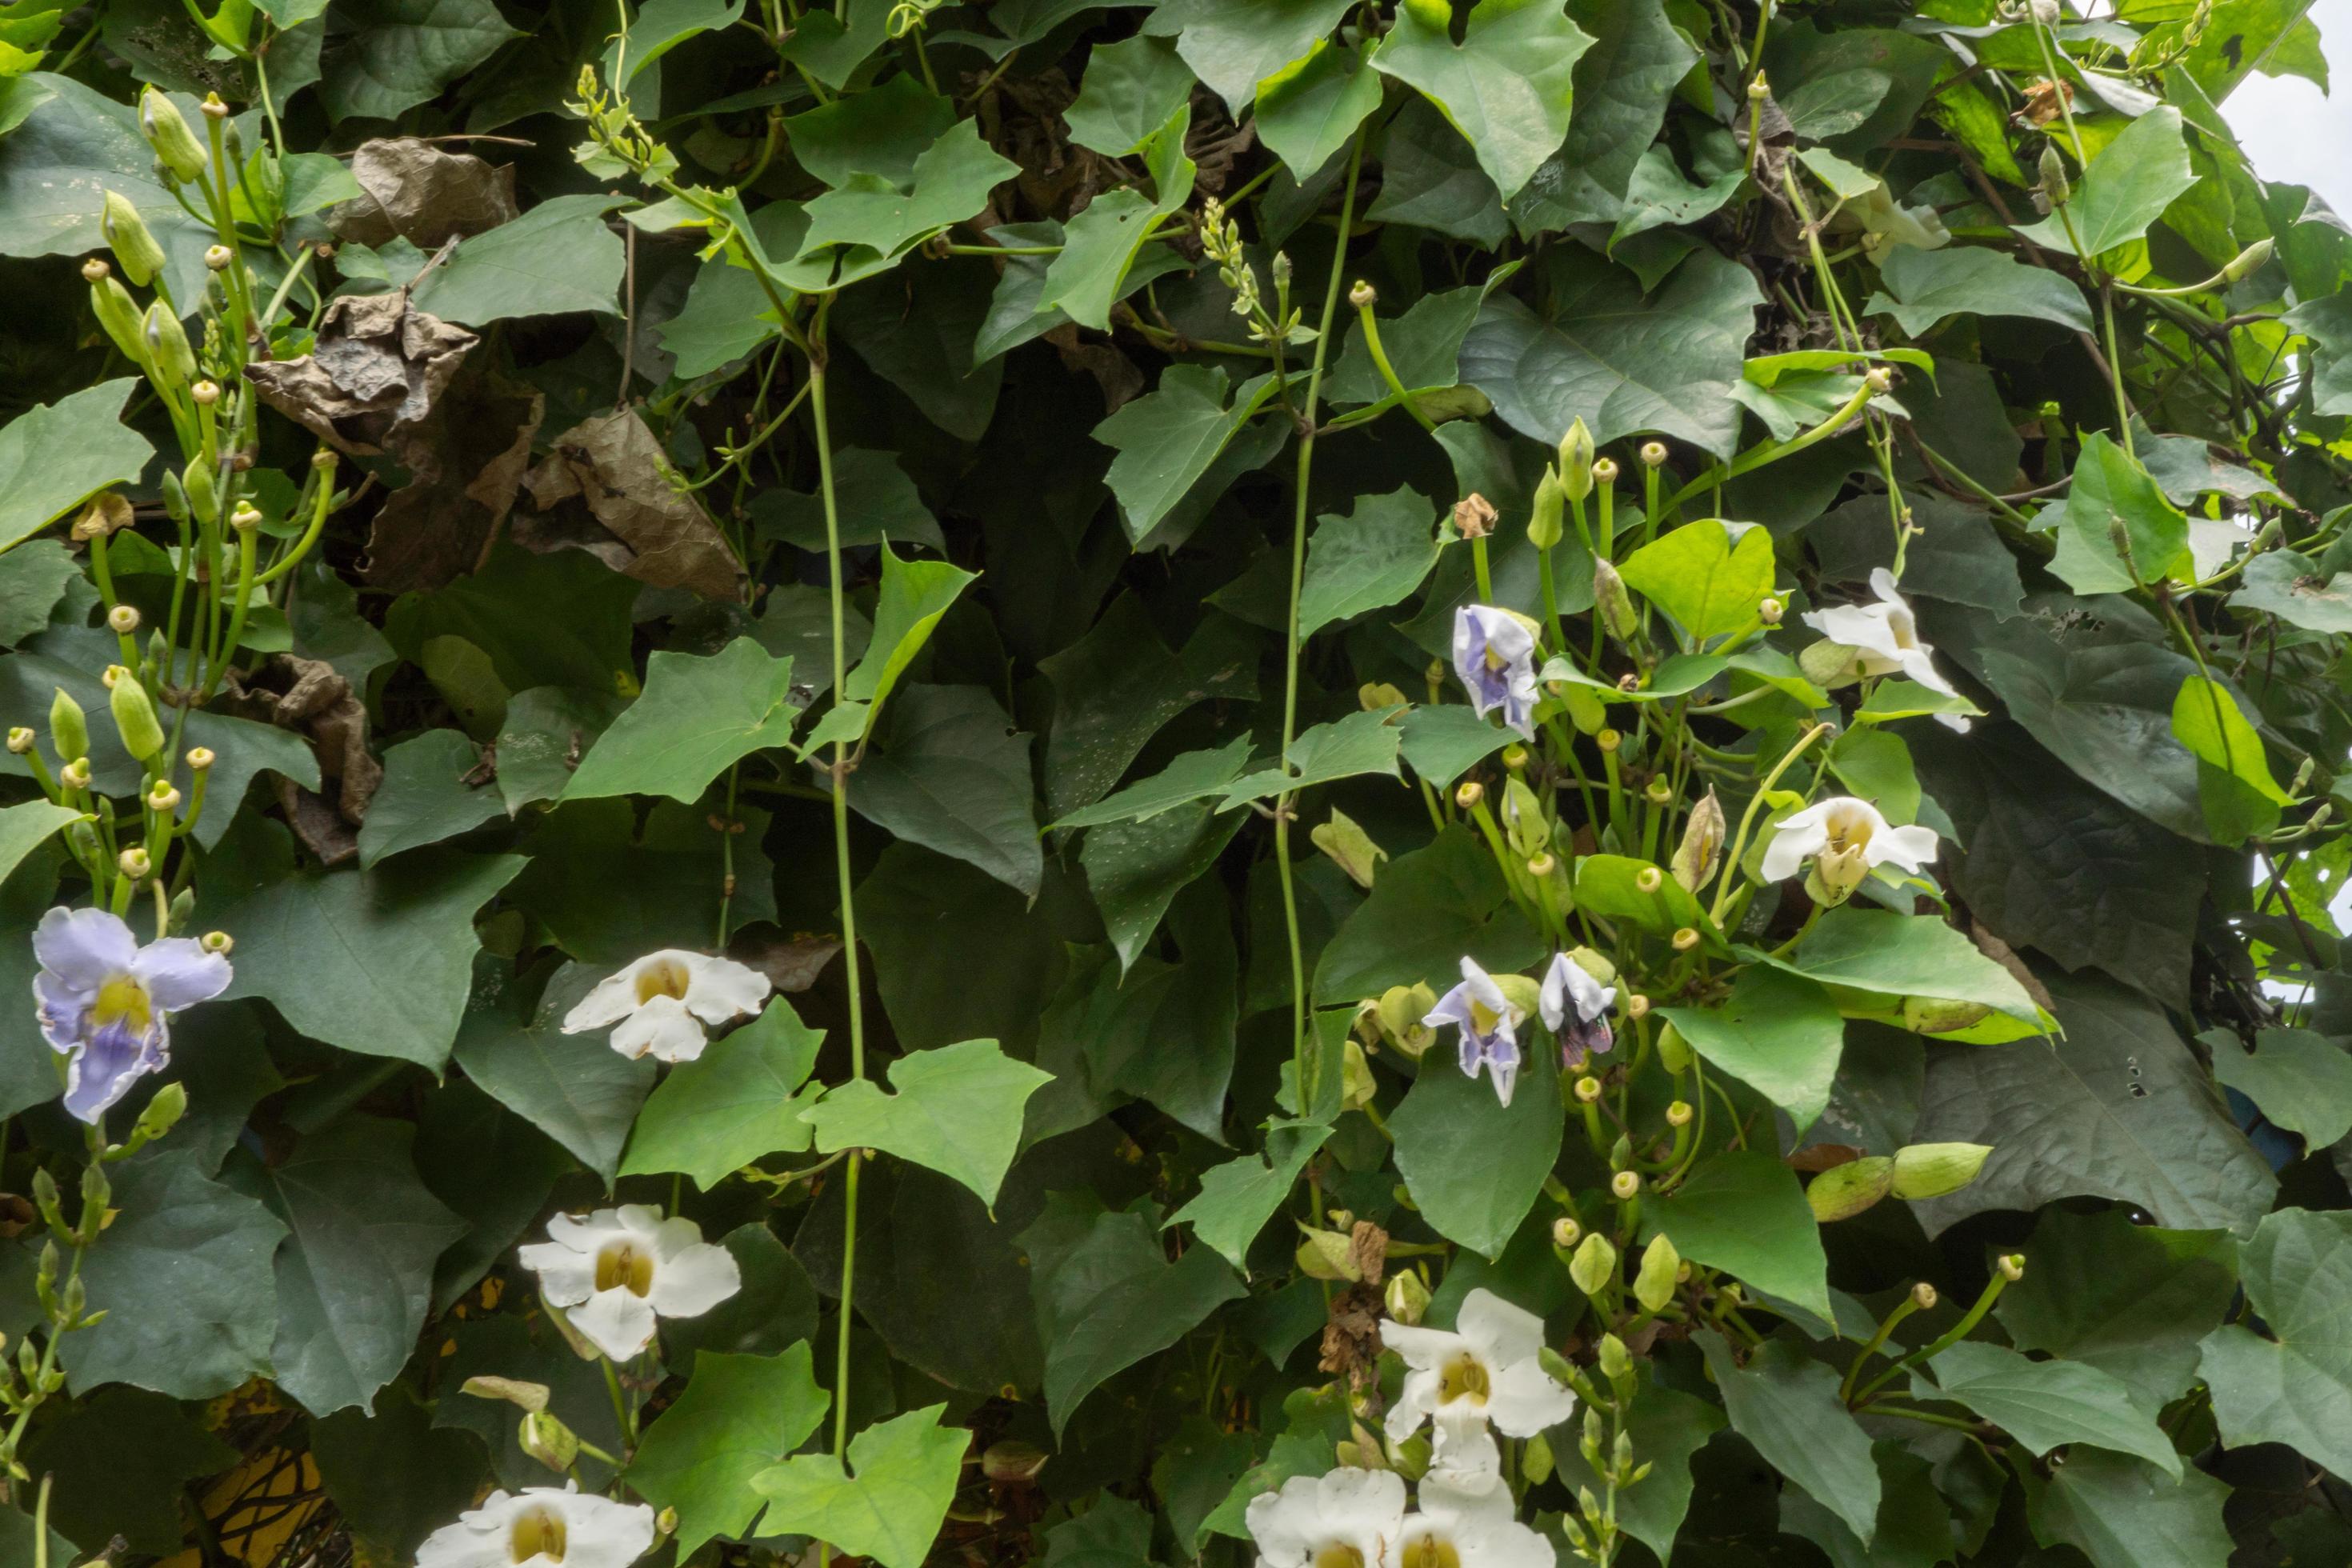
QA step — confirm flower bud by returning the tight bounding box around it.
[1890,1142,1992,1200]
[1568,1231,1617,1297]
[1901,995,1993,1034]
[1349,279,1377,309]
[520,1410,581,1472]
[1638,440,1667,470]
[1374,982,1438,1057]
[1490,972,1542,1019]
[1758,595,1783,625]
[88,269,146,365]
[1671,790,1725,893]
[138,87,210,182]
[110,671,165,761]
[230,501,262,533]
[134,1080,187,1142]
[147,780,182,813]
[1597,727,1622,753]
[1863,366,1893,396]
[1910,1282,1938,1311]
[183,458,218,525]
[5,728,30,755]
[106,605,141,637]
[1592,457,1619,485]
[1610,1170,1641,1200]
[2038,143,2070,206]
[59,758,92,791]
[199,92,229,120]
[1383,1268,1431,1326]
[1626,993,1649,1019]
[1558,418,1594,501]
[1452,493,1498,540]
[1455,780,1484,810]
[1550,1216,1581,1250]
[101,191,166,287]
[200,930,233,954]
[1747,71,1770,99]
[141,301,197,390]
[1596,1332,1633,1386]
[186,746,215,771]
[1998,1253,2026,1282]
[117,846,151,879]
[1528,467,1566,549]
[190,378,220,406]
[1805,1156,1894,1222]
[2221,237,2274,284]
[49,689,88,764]
[1643,777,1673,806]
[1502,778,1549,856]
[1665,1099,1693,1127]
[1592,558,1638,641]
[1634,1234,1680,1313]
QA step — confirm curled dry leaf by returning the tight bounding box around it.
[361,362,544,594]
[220,654,382,865]
[243,294,478,460]
[330,138,522,250]
[518,408,743,602]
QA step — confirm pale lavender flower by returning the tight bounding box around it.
[33,907,229,1122]
[1451,606,1539,738]
[1423,958,1530,1107]
[1539,953,1616,1071]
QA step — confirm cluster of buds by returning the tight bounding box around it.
[567,65,674,181]
[1558,1333,1652,1563]
[1805,1142,1994,1222]
[1198,195,1306,349]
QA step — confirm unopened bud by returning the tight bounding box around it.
[146,780,182,814]
[519,1410,580,1472]
[200,930,233,954]
[203,244,232,272]
[81,257,109,282]
[186,746,214,771]
[230,502,262,533]
[1758,595,1783,624]
[199,93,229,120]
[1665,1099,1693,1127]
[1558,419,1594,501]
[101,191,166,287]
[89,269,146,365]
[106,605,140,635]
[1638,440,1667,470]
[134,1081,186,1142]
[190,379,219,406]
[109,672,165,761]
[141,301,196,388]
[1455,780,1484,810]
[1644,777,1673,806]
[1610,1170,1641,1200]
[1806,1156,1894,1222]
[1672,790,1725,893]
[1349,279,1377,309]
[59,758,92,790]
[2038,143,2070,206]
[138,87,210,182]
[310,447,338,472]
[1747,71,1770,100]
[1998,1253,2026,1282]
[5,729,30,755]
[1569,1232,1617,1297]
[1626,993,1650,1018]
[1551,1216,1582,1250]
[1634,1234,1680,1313]
[1383,1269,1431,1326]
[1910,1282,1938,1311]
[1890,1142,1992,1199]
[117,846,151,879]
[1864,366,1893,396]
[1593,457,1619,485]
[1452,493,1498,539]
[1592,558,1638,641]
[1360,681,1408,711]
[1529,468,1565,549]
[2221,237,2274,284]
[49,690,88,763]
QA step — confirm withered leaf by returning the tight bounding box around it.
[244,294,477,460]
[517,409,742,603]
[331,138,522,250]
[361,362,544,594]
[218,654,383,866]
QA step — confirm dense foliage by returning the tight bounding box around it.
[0,0,2347,1562]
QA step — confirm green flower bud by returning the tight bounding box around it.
[2221,236,2274,285]
[1522,1430,1555,1486]
[1901,995,1994,1034]
[1806,1156,1894,1222]
[2038,143,2070,207]
[182,458,218,526]
[1671,789,1725,894]
[1312,807,1387,890]
[1558,418,1594,502]
[519,1410,580,1472]
[1374,982,1438,1058]
[1569,1230,1618,1297]
[87,267,148,366]
[1654,1019,1691,1074]
[109,670,166,761]
[1383,1268,1431,1326]
[142,302,197,390]
[1491,971,1542,1020]
[1798,638,1862,689]
[1562,683,1607,736]
[101,191,166,288]
[1595,1331,1633,1386]
[1592,558,1639,642]
[1502,778,1550,857]
[48,688,87,764]
[138,87,210,183]
[1890,1142,1992,1200]
[1529,467,1566,550]
[132,1080,187,1144]
[1634,1234,1681,1314]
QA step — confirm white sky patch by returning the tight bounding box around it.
[2219,0,2352,213]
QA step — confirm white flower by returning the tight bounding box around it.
[560,950,771,1063]
[1759,796,1941,886]
[416,1483,655,1568]
[518,1205,741,1361]
[1384,1478,1553,1568]
[1380,1288,1576,1462]
[1246,1467,1408,1568]
[1802,567,1972,730]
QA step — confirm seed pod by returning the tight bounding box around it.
[1890,1142,1992,1200]
[1806,1156,1895,1222]
[1593,558,1639,642]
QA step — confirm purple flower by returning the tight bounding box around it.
[1451,606,1539,739]
[33,907,230,1122]
[1423,958,1530,1106]
[1539,953,1616,1072]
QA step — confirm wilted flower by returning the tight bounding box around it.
[560,950,771,1063]
[1423,958,1531,1107]
[415,1483,655,1568]
[1802,568,1971,730]
[1450,606,1539,739]
[518,1205,742,1361]
[1380,1287,1577,1463]
[1538,953,1615,1070]
[1246,1468,1408,1568]
[33,907,230,1122]
[1762,796,1941,904]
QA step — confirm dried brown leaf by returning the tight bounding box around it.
[243,294,478,461]
[517,409,742,602]
[331,138,522,250]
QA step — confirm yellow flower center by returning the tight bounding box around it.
[510,1507,568,1564]
[1316,1546,1365,1568]
[1823,808,1874,857]
[594,1241,656,1297]
[1438,1351,1491,1407]
[1469,1000,1501,1034]
[1400,1537,1462,1568]
[1484,647,1509,672]
[90,974,152,1035]
[634,958,693,1005]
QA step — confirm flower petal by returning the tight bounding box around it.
[1314,1466,1406,1541]
[62,1016,166,1122]
[128,938,231,1013]
[610,995,706,1062]
[550,1490,658,1568]
[415,1508,519,1568]
[1246,1476,1326,1568]
[1872,822,1942,873]
[34,907,136,991]
[1483,1358,1578,1438]
[562,963,651,1033]
[1760,803,1831,882]
[1457,1288,1544,1367]
[647,1239,741,1321]
[518,1242,597,1307]
[679,954,772,1024]
[569,1286,659,1361]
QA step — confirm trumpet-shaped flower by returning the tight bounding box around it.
[415,1483,655,1568]
[1451,606,1539,739]
[1423,959,1530,1108]
[32,907,230,1122]
[1246,1466,1408,1568]
[1539,953,1615,1071]
[1380,1287,1577,1461]
[561,950,771,1063]
[518,1205,741,1361]
[1803,568,1971,730]
[1761,796,1941,900]
[1384,1477,1553,1568]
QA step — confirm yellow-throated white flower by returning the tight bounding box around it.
[415,1483,654,1568]
[1245,1467,1407,1568]
[1379,1287,1576,1463]
[1802,568,1971,730]
[1761,796,1940,903]
[560,950,770,1063]
[518,1205,741,1361]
